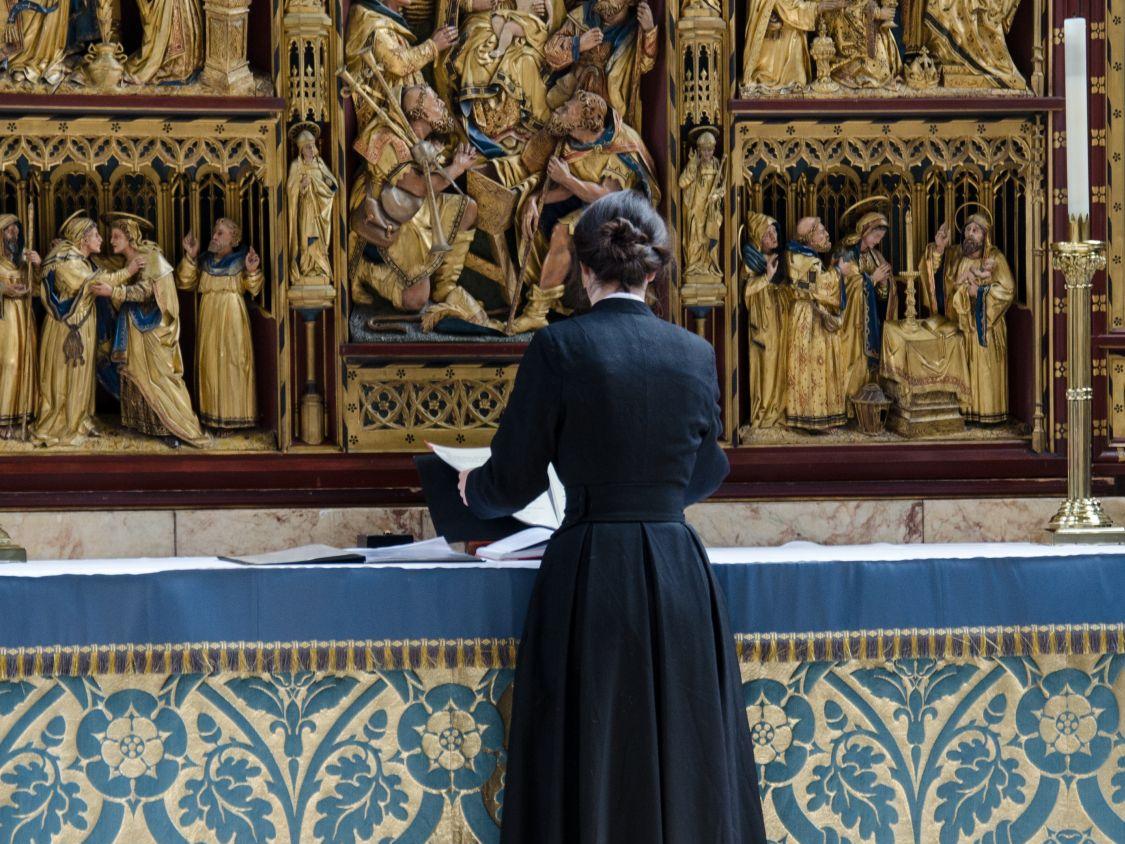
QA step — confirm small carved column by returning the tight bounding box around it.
[201,0,255,93]
[295,309,327,445]
[283,0,332,122]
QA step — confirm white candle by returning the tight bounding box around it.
[1064,18,1090,220]
[904,207,914,273]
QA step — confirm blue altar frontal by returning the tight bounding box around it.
[0,543,1122,843]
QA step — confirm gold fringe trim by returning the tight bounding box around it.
[737,623,1125,663]
[0,625,1118,679]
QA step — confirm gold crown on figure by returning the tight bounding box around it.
[906,48,940,89]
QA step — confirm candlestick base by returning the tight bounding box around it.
[1067,214,1090,243]
[0,527,26,562]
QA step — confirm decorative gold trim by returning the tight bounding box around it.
[736,622,1125,663]
[0,624,1119,678]
[1108,1,1124,330]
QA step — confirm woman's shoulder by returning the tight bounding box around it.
[538,309,715,369]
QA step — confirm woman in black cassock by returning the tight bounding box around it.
[461,191,767,843]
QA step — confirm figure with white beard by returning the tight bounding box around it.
[919,212,1013,423]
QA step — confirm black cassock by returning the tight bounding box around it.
[467,297,767,843]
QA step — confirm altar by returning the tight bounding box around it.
[0,543,1121,843]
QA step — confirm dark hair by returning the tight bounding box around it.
[572,190,671,291]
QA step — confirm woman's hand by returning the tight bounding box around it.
[458,469,471,506]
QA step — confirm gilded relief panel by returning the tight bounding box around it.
[733,117,1047,445]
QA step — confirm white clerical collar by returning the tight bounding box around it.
[602,291,646,302]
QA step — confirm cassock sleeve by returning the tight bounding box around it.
[685,348,729,504]
[466,330,563,519]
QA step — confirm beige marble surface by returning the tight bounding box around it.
[921,498,1061,543]
[174,507,425,557]
[686,499,925,546]
[1,496,1113,560]
[4,511,176,560]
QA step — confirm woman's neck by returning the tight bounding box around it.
[587,282,646,305]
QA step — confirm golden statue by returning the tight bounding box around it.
[287,124,338,287]
[741,0,842,91]
[33,213,143,447]
[741,212,789,429]
[920,210,1014,423]
[452,0,552,149]
[349,84,499,331]
[544,0,659,130]
[126,0,204,84]
[344,0,459,126]
[0,214,39,439]
[3,1,74,84]
[678,128,724,282]
[92,214,207,448]
[177,218,264,431]
[914,0,1025,89]
[839,204,894,402]
[508,91,659,333]
[823,0,901,88]
[785,217,851,430]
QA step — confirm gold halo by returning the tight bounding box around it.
[953,201,993,233]
[687,125,719,145]
[105,211,154,232]
[59,209,92,230]
[287,121,321,143]
[840,195,891,228]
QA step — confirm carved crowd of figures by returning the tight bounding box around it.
[740,0,1027,94]
[344,0,660,334]
[0,210,263,447]
[741,205,1014,432]
[0,0,244,91]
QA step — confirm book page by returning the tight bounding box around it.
[429,443,566,530]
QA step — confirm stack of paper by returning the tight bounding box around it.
[475,527,553,561]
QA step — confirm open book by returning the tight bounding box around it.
[428,443,566,530]
[220,538,477,566]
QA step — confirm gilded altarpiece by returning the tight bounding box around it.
[0,0,1117,495]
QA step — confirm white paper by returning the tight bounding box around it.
[358,537,477,563]
[429,442,566,529]
[1064,18,1090,219]
[476,527,554,560]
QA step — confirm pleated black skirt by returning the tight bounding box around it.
[499,520,768,843]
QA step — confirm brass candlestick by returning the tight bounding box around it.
[0,526,26,563]
[1045,215,1125,542]
[899,270,920,329]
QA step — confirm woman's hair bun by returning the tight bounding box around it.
[573,191,671,292]
[602,217,648,249]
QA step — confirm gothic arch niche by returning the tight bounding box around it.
[813,167,862,241]
[109,170,160,231]
[49,167,101,234]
